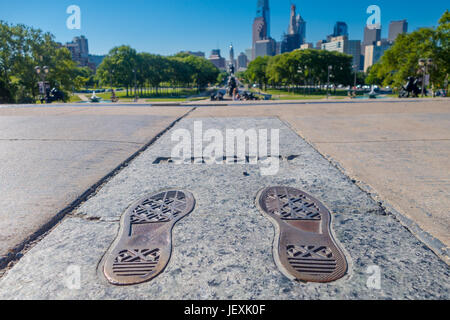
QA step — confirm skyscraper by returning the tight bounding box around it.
[280,4,306,54]
[245,48,253,62]
[326,22,348,41]
[364,39,391,72]
[333,22,348,37]
[252,0,275,59]
[322,36,361,71]
[363,26,381,46]
[208,49,226,70]
[64,35,95,70]
[389,20,408,42]
[237,52,248,70]
[254,39,276,58]
[256,0,270,36]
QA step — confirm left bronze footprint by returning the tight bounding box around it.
[102,190,195,285]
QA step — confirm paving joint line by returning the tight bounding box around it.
[0,107,197,275]
[278,116,450,266]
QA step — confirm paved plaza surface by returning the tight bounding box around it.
[0,99,448,299]
[0,106,191,267]
[189,99,450,260]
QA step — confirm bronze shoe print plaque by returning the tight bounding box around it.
[257,186,348,283]
[103,190,195,285]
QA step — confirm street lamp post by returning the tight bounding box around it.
[327,65,332,99]
[418,58,433,98]
[35,65,49,103]
[353,64,358,89]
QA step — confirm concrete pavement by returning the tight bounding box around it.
[0,106,192,267]
[0,99,448,299]
[188,99,450,260]
[0,117,448,299]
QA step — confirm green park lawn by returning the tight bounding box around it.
[255,88,353,100]
[82,88,208,103]
[68,94,82,103]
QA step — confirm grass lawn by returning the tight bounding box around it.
[83,88,209,103]
[249,88,397,100]
[68,95,82,103]
[254,89,350,100]
[275,95,327,100]
[146,97,209,103]
[146,98,188,102]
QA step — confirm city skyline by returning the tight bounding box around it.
[0,0,447,58]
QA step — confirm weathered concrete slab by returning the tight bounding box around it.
[187,100,450,256]
[0,118,447,299]
[283,112,450,251]
[0,106,191,265]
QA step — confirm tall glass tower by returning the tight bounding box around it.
[333,22,349,37]
[256,0,270,37]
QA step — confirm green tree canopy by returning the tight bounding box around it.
[97,45,138,96]
[245,49,353,90]
[367,10,449,89]
[0,21,79,103]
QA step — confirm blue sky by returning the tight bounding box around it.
[0,0,448,57]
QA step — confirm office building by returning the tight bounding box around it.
[362,25,382,60]
[252,0,276,59]
[256,0,270,36]
[316,40,326,50]
[333,21,349,37]
[65,36,89,65]
[255,38,276,58]
[237,52,248,70]
[245,48,253,62]
[363,26,381,46]
[64,35,97,71]
[280,4,306,53]
[322,36,361,70]
[208,49,226,70]
[181,51,206,58]
[300,43,314,50]
[389,20,408,42]
[364,39,391,72]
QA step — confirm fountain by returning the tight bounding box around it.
[368,86,378,99]
[89,91,101,103]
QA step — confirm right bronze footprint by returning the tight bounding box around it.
[257,186,348,283]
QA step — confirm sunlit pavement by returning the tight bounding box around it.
[0,99,448,299]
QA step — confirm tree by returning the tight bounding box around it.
[74,67,94,90]
[245,56,270,90]
[0,21,78,103]
[172,54,219,90]
[216,71,229,86]
[367,10,449,89]
[248,49,353,93]
[97,45,138,96]
[434,10,450,88]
